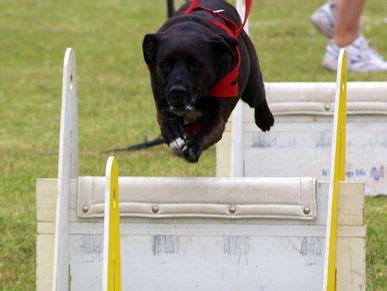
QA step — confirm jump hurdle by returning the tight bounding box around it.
[219,85,387,195]
[217,81,387,196]
[36,46,365,290]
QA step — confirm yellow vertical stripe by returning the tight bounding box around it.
[324,49,347,291]
[106,157,121,291]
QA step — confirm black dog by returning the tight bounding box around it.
[143,0,274,163]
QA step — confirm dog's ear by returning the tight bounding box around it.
[143,33,160,65]
[209,35,238,58]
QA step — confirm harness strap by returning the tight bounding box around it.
[237,0,252,36]
[183,0,252,99]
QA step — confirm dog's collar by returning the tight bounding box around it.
[183,0,252,99]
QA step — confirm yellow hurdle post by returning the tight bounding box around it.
[323,48,347,291]
[103,157,122,291]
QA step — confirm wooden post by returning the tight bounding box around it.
[231,0,249,177]
[323,48,347,291]
[103,157,122,291]
[53,48,79,291]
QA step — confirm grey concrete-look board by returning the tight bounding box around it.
[217,82,387,196]
[37,178,365,290]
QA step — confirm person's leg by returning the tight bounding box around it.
[333,0,365,47]
[314,0,387,71]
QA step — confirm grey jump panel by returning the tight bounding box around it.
[78,177,317,220]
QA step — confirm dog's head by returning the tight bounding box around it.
[143,22,237,116]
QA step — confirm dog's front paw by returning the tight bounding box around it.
[169,137,186,154]
[254,101,274,132]
[182,139,202,163]
[161,118,185,151]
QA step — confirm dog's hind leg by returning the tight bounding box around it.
[240,33,274,132]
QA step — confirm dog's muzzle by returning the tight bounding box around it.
[167,85,196,116]
[168,103,194,116]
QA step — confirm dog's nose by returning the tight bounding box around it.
[169,85,187,97]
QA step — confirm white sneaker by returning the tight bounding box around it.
[323,36,387,72]
[310,2,336,38]
[322,36,387,72]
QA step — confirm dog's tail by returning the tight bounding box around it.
[102,135,165,153]
[167,0,175,18]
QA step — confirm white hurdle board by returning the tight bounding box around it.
[37,178,365,290]
[36,48,365,290]
[217,82,387,195]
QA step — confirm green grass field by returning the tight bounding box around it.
[0,0,386,289]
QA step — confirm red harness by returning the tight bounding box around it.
[183,0,252,98]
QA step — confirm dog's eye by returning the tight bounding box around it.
[190,61,201,72]
[161,61,171,71]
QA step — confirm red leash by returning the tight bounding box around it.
[184,0,252,98]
